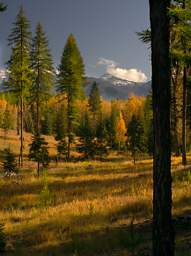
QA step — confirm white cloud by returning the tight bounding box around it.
[97,57,147,83]
[97,58,118,67]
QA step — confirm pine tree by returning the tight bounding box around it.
[29,135,49,177]
[57,34,85,160]
[57,138,68,161]
[7,6,32,167]
[88,82,101,133]
[41,110,52,135]
[54,104,66,140]
[89,82,101,113]
[150,0,174,254]
[107,102,119,149]
[31,23,54,136]
[3,148,18,175]
[95,113,108,158]
[128,115,144,164]
[78,112,95,159]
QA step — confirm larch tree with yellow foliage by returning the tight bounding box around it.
[116,111,127,150]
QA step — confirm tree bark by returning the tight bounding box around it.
[149,1,174,255]
[171,64,180,156]
[182,66,187,165]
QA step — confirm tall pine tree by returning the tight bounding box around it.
[8,6,32,167]
[88,81,101,134]
[57,34,85,160]
[89,82,101,113]
[128,114,144,164]
[31,23,54,136]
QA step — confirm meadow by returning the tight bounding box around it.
[0,130,191,255]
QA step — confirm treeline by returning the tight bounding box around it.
[0,5,154,174]
[0,90,153,161]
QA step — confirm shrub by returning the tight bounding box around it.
[3,148,18,175]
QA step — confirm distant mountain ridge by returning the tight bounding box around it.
[85,74,151,100]
[0,70,151,99]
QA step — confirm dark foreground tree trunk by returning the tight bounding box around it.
[149,1,174,256]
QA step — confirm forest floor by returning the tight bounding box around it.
[0,130,191,255]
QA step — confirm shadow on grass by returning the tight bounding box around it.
[6,201,152,256]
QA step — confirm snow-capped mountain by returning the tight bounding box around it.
[85,74,151,100]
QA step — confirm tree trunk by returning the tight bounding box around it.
[181,0,187,166]
[133,149,136,165]
[19,22,24,168]
[171,64,180,156]
[149,1,174,255]
[67,97,71,161]
[19,94,24,167]
[37,161,40,177]
[36,52,40,136]
[182,66,187,165]
[17,104,20,135]
[67,135,71,161]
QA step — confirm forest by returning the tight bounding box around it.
[0,0,190,255]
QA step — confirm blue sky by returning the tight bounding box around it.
[0,0,150,81]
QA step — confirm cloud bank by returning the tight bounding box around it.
[97,58,147,83]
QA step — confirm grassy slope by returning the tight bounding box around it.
[0,130,191,255]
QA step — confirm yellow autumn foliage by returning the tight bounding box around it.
[116,111,127,147]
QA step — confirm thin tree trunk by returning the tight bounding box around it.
[36,49,40,136]
[67,97,71,161]
[19,94,24,167]
[17,104,20,135]
[171,64,180,156]
[67,135,71,160]
[37,161,40,177]
[149,0,174,255]
[182,66,187,165]
[182,0,187,166]
[19,21,24,168]
[133,150,135,165]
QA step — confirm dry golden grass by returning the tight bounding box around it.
[0,131,191,255]
[0,128,57,157]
